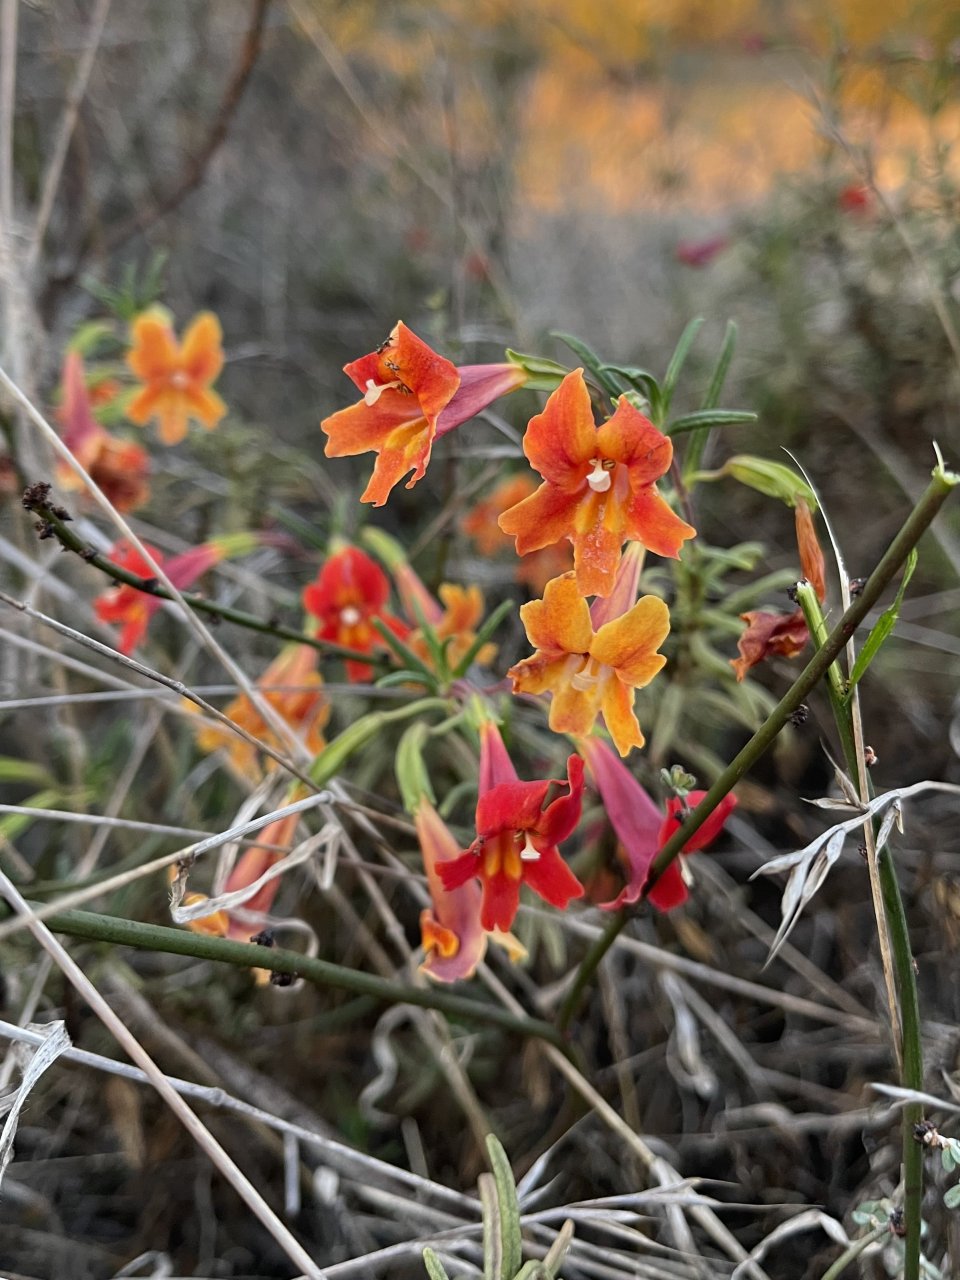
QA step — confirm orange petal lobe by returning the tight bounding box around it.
[517,573,592,655]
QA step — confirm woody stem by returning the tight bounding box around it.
[22,494,388,669]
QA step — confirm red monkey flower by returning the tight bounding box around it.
[302,545,408,682]
[94,539,229,655]
[126,310,227,445]
[580,736,737,910]
[439,721,585,932]
[321,322,528,505]
[499,369,695,597]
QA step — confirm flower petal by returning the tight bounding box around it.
[518,573,593,656]
[645,861,688,911]
[624,485,696,559]
[522,845,584,911]
[181,312,224,383]
[591,594,670,686]
[477,779,553,838]
[599,677,645,756]
[522,368,596,488]
[497,481,581,557]
[597,398,673,485]
[731,610,810,681]
[536,755,585,845]
[126,313,178,380]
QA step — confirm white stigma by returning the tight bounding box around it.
[519,833,541,862]
[340,606,361,626]
[170,370,190,390]
[363,378,401,406]
[586,458,612,492]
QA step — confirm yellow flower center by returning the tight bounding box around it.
[482,830,524,882]
[586,457,613,492]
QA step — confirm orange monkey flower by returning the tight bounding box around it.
[126,310,227,445]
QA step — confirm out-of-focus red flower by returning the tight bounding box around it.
[499,369,695,597]
[192,644,329,776]
[321,322,529,506]
[302,545,408,682]
[731,500,826,681]
[674,234,730,268]
[126,310,227,445]
[57,351,150,513]
[838,183,873,215]
[94,539,229,654]
[580,736,737,911]
[509,572,670,756]
[438,720,585,932]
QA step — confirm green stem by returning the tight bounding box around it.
[819,1223,888,1280]
[797,587,924,1278]
[559,463,956,1032]
[14,903,570,1054]
[23,496,386,670]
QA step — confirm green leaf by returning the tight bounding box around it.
[705,455,818,508]
[487,1136,522,1279]
[702,320,738,411]
[0,758,51,785]
[846,549,917,694]
[550,332,621,399]
[667,409,757,435]
[395,723,434,813]
[599,363,663,420]
[370,617,438,685]
[422,1247,453,1280]
[662,317,705,412]
[944,1182,960,1209]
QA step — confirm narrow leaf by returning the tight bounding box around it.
[668,409,757,435]
[846,548,918,693]
[422,1248,453,1280]
[451,598,514,678]
[550,331,621,399]
[487,1136,522,1279]
[662,317,705,411]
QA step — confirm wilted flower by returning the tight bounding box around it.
[732,500,826,681]
[57,351,149,513]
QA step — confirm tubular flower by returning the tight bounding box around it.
[321,322,529,505]
[302,545,408,682]
[93,539,227,655]
[192,644,329,776]
[439,721,585,932]
[732,500,826,681]
[177,809,301,983]
[650,791,738,911]
[498,369,695,597]
[416,797,489,982]
[56,351,150,513]
[126,310,227,445]
[509,572,670,756]
[580,737,737,910]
